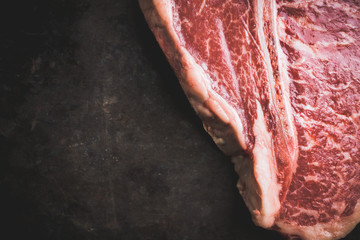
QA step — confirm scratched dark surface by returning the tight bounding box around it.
[0,0,359,240]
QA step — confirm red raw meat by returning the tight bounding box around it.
[139,1,360,239]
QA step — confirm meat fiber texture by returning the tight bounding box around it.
[138,0,360,239]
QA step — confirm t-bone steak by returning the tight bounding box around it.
[138,0,360,239]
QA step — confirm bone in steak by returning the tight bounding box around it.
[139,0,360,239]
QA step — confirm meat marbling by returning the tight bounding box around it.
[138,0,360,239]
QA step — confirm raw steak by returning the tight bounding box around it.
[138,0,360,239]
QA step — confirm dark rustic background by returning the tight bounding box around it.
[0,1,359,239]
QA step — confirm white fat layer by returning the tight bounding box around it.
[245,0,279,227]
[251,0,298,226]
[270,0,298,162]
[252,100,280,227]
[256,0,298,167]
[255,0,275,102]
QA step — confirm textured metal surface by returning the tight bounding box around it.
[0,0,359,239]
